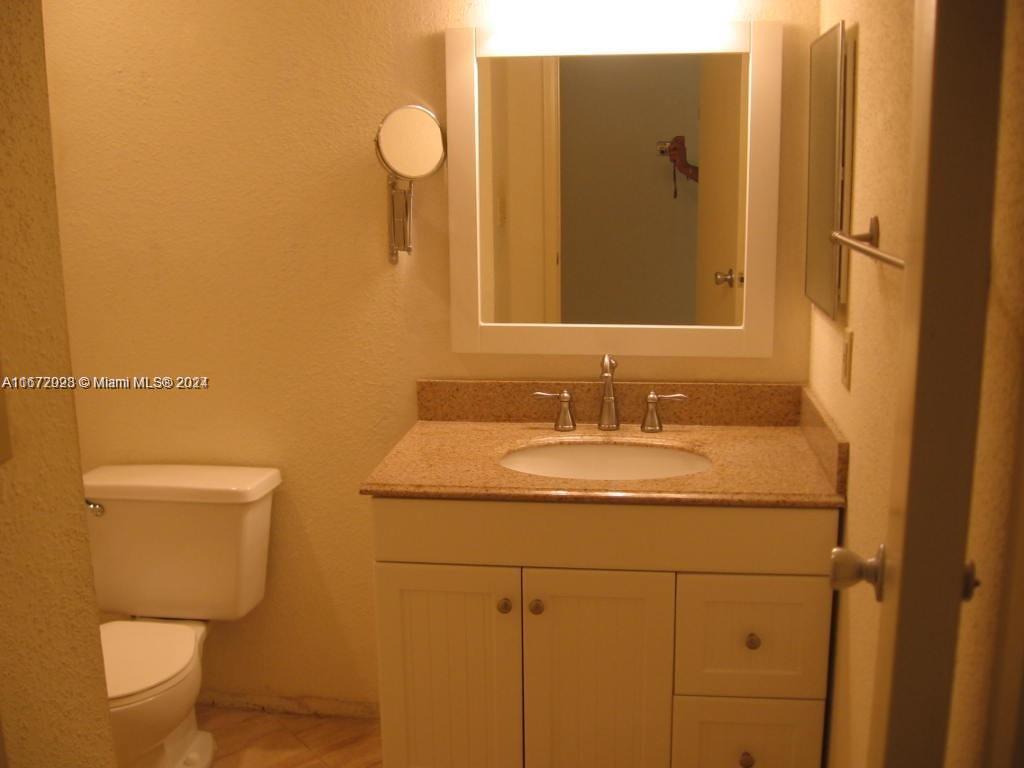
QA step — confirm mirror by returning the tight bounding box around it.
[375,105,446,263]
[446,23,782,356]
[478,54,748,327]
[376,105,445,179]
[804,22,849,318]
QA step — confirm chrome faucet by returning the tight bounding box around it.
[598,354,619,430]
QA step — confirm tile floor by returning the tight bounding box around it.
[196,705,382,768]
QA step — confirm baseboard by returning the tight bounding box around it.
[198,689,379,719]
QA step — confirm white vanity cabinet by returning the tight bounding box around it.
[372,497,839,768]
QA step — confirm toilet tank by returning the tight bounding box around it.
[84,465,282,620]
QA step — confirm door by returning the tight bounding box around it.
[375,563,523,768]
[522,568,675,768]
[861,1,1006,764]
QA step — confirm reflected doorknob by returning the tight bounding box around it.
[831,544,886,602]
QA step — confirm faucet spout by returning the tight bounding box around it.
[598,354,619,430]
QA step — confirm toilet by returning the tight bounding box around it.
[84,464,282,768]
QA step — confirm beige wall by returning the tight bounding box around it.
[811,1,913,766]
[0,1,116,765]
[946,1,1023,764]
[41,0,818,712]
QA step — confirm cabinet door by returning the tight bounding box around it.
[376,563,523,768]
[523,568,675,768]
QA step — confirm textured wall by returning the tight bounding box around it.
[41,0,818,711]
[945,0,1023,764]
[0,1,116,765]
[811,1,913,766]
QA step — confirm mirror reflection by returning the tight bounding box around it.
[479,53,749,327]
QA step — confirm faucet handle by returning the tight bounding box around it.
[641,390,688,433]
[601,353,617,374]
[533,390,576,432]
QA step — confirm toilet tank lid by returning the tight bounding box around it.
[83,464,282,503]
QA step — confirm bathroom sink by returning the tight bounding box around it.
[499,442,711,481]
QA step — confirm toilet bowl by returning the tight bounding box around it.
[102,620,214,768]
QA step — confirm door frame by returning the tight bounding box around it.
[867,0,1007,764]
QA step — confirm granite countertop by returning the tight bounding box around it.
[360,420,845,508]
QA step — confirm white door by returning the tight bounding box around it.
[522,568,675,768]
[375,563,523,768]
[861,1,1006,764]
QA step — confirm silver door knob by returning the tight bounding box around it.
[739,752,756,767]
[714,268,736,287]
[831,544,886,601]
[528,599,545,615]
[496,598,513,614]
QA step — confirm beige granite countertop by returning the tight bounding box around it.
[361,421,845,508]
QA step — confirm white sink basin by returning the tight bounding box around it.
[499,442,711,481]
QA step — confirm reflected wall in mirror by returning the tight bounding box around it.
[478,54,748,327]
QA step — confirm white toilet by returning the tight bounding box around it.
[84,464,282,768]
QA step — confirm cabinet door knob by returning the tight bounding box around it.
[528,599,545,615]
[745,632,762,650]
[739,751,756,768]
[497,598,513,614]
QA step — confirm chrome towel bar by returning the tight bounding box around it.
[830,215,905,270]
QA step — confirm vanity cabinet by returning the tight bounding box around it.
[372,497,839,768]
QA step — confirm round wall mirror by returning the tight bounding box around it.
[375,105,445,180]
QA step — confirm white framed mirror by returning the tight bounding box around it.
[445,22,782,357]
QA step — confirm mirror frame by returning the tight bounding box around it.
[445,22,782,357]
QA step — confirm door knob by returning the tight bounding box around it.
[832,545,981,604]
[963,561,981,601]
[496,598,513,614]
[714,268,736,287]
[831,544,886,601]
[739,751,756,767]
[528,599,545,615]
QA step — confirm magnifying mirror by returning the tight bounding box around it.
[375,105,446,263]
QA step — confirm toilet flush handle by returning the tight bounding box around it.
[85,499,105,517]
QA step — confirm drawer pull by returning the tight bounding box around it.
[529,599,545,615]
[745,632,762,650]
[739,751,756,768]
[497,598,513,614]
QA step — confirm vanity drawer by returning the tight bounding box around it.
[674,574,832,699]
[671,696,824,768]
